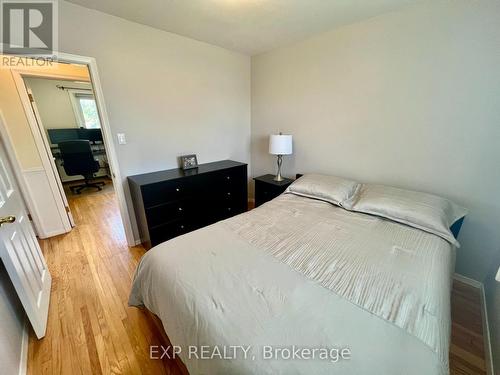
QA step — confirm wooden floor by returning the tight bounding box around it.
[62,176,114,197]
[450,280,488,374]
[28,188,182,375]
[28,191,488,374]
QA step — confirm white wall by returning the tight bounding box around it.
[251,0,500,282]
[0,262,25,375]
[24,78,92,129]
[57,1,251,240]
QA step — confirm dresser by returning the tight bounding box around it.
[128,160,247,249]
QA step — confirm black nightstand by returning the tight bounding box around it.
[254,174,294,207]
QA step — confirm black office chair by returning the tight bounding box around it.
[58,140,105,194]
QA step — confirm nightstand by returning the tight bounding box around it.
[254,174,294,207]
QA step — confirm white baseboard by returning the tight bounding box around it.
[453,273,494,375]
[38,228,69,239]
[18,319,28,375]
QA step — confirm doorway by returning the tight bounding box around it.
[7,54,135,246]
[23,75,113,217]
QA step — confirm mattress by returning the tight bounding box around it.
[129,193,454,375]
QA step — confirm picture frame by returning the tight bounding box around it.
[180,154,198,170]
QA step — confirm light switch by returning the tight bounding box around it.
[117,133,126,145]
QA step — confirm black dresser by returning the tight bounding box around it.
[128,160,247,249]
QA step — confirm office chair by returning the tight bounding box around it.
[58,140,105,194]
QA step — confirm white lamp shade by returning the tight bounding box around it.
[269,134,293,155]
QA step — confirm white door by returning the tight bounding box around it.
[0,136,52,339]
[26,87,75,227]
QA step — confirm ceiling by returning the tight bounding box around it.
[65,0,420,55]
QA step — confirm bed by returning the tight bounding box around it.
[129,174,466,375]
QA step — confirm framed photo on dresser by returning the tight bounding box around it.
[180,154,198,170]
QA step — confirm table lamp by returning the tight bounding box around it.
[269,133,293,181]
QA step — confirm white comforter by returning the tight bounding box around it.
[129,193,454,375]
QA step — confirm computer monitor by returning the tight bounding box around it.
[77,128,103,143]
[47,128,104,145]
[47,128,80,145]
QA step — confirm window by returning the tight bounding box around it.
[69,90,101,129]
[76,95,100,129]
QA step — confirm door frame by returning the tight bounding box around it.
[9,52,135,246]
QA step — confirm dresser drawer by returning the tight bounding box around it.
[217,167,246,186]
[217,200,247,220]
[214,185,246,202]
[141,180,187,208]
[150,219,195,246]
[254,176,293,207]
[191,166,246,197]
[145,199,191,228]
[219,190,238,202]
[255,181,283,201]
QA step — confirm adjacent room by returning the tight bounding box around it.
[25,77,111,195]
[0,1,498,375]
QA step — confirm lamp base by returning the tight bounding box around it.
[274,154,284,182]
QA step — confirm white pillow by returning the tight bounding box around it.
[345,184,467,246]
[285,174,360,207]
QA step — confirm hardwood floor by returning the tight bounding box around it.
[28,191,488,374]
[450,280,488,375]
[62,177,114,197]
[28,189,182,375]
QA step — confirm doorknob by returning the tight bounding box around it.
[0,215,16,226]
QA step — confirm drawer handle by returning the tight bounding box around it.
[178,207,183,211]
[227,192,231,196]
[226,176,231,180]
[176,188,180,192]
[180,225,185,229]
[227,207,232,211]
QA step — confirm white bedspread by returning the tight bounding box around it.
[129,194,454,375]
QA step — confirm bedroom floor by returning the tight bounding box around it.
[28,191,488,374]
